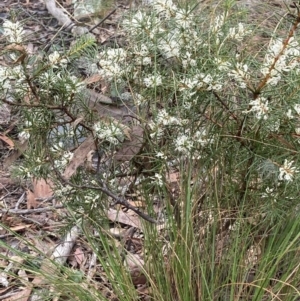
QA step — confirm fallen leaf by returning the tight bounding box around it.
[3,140,28,170]
[27,178,54,209]
[84,74,103,84]
[0,133,15,149]
[0,104,11,125]
[10,224,32,231]
[2,288,31,301]
[63,136,96,179]
[107,208,142,229]
[130,266,147,286]
[73,247,85,266]
[26,189,38,209]
[114,126,144,162]
[32,178,53,199]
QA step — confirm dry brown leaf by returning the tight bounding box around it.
[0,177,14,190]
[26,178,54,209]
[2,288,31,301]
[0,133,15,149]
[127,200,145,208]
[72,116,84,128]
[0,104,11,125]
[130,266,147,286]
[84,74,103,84]
[26,189,38,209]
[86,96,137,123]
[114,126,144,162]
[32,178,53,198]
[73,246,85,266]
[167,171,179,183]
[107,208,142,229]
[3,141,28,169]
[10,224,32,231]
[63,136,96,180]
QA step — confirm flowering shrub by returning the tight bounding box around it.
[1,0,300,225]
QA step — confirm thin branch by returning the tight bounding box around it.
[255,10,300,94]
[1,205,63,215]
[58,175,157,224]
[88,7,118,33]
[212,91,239,122]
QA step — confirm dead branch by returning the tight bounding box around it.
[0,205,63,215]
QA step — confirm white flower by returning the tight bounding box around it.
[122,11,155,36]
[156,152,166,159]
[143,74,162,88]
[174,8,194,29]
[266,120,280,132]
[18,131,30,143]
[48,51,68,68]
[98,48,127,81]
[3,20,25,43]
[278,159,298,182]
[228,23,251,42]
[228,63,249,89]
[54,151,74,170]
[215,58,231,71]
[156,109,180,126]
[158,36,180,58]
[210,14,226,35]
[195,128,213,146]
[49,51,60,64]
[261,37,300,86]
[244,97,269,120]
[65,75,85,94]
[294,104,300,115]
[152,0,176,18]
[93,121,125,145]
[286,109,294,119]
[175,134,193,154]
[153,173,164,187]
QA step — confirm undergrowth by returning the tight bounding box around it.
[1,0,300,300]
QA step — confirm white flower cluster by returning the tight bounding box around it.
[119,0,203,86]
[55,184,75,200]
[122,10,157,38]
[175,134,193,154]
[50,142,74,170]
[228,23,252,42]
[0,62,28,101]
[48,51,68,68]
[210,14,251,45]
[3,20,25,43]
[98,48,128,82]
[210,14,226,43]
[149,109,180,140]
[179,72,223,95]
[152,0,176,18]
[175,128,213,156]
[39,72,84,96]
[151,173,164,187]
[143,74,162,88]
[261,37,300,86]
[278,159,298,182]
[65,75,85,94]
[134,45,152,66]
[93,120,125,145]
[243,96,269,120]
[54,151,74,170]
[228,63,249,89]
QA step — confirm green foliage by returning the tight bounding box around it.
[1,0,300,300]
